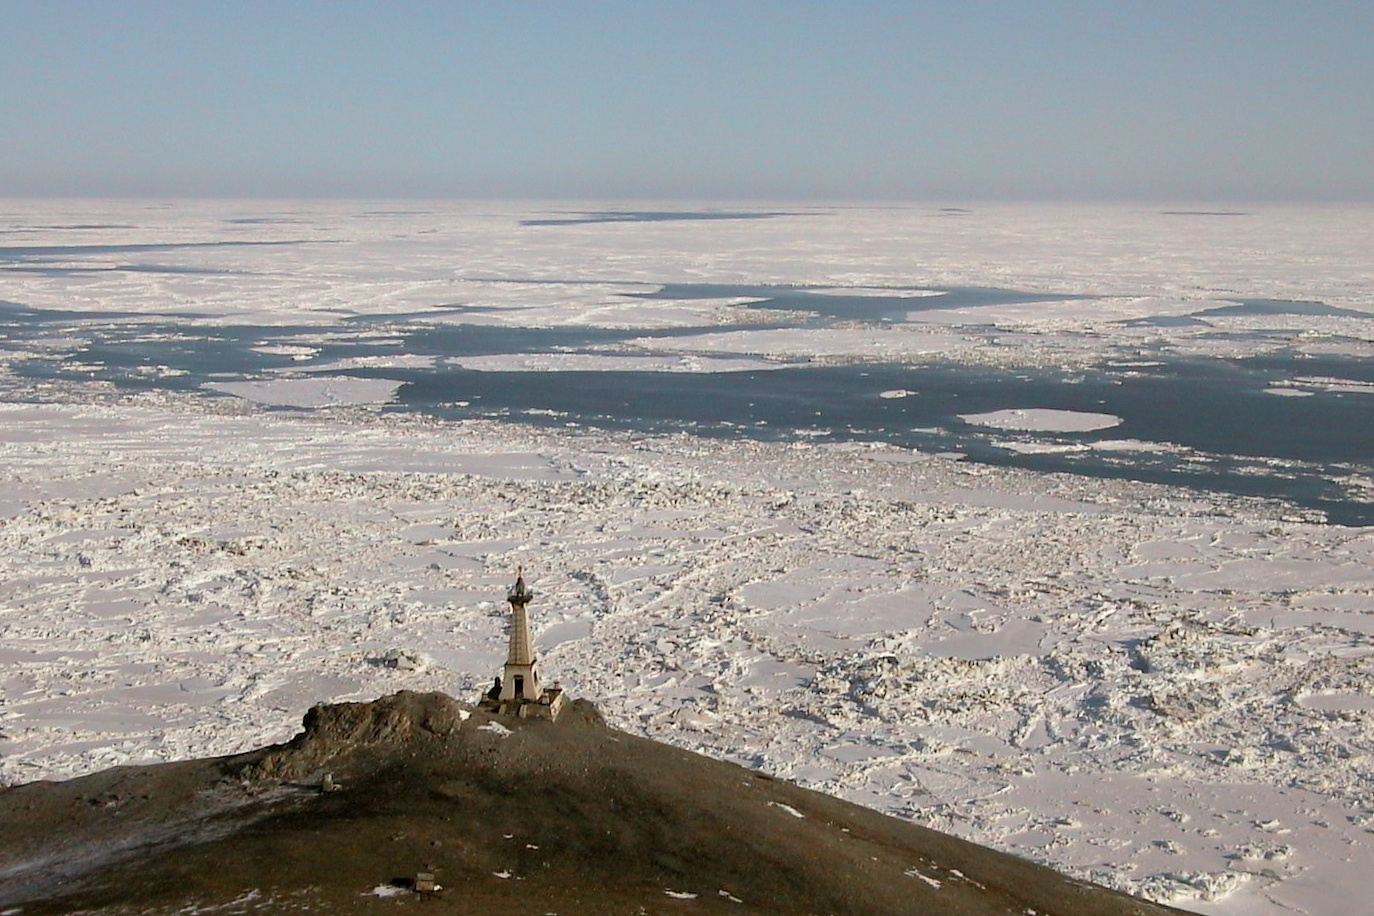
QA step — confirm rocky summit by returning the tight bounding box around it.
[0,691,1188,915]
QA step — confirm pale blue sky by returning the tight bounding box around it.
[2,1,1370,199]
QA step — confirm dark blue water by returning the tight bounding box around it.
[375,360,1368,522]
[624,284,1089,322]
[1196,299,1374,320]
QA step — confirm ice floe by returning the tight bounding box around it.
[203,377,403,407]
[959,408,1123,432]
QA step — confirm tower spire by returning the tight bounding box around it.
[505,566,536,667]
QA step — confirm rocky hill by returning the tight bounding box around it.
[0,691,1188,915]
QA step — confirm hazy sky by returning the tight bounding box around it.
[3,1,1371,200]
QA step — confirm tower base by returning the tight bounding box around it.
[478,685,566,721]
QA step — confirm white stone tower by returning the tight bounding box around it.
[498,567,542,703]
[479,568,565,719]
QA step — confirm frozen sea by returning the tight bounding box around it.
[2,200,1374,914]
[5,207,1374,523]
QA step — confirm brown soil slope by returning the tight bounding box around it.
[0,691,1188,915]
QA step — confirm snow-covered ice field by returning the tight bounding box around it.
[3,201,1374,914]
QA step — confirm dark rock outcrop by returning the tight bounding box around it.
[0,692,1187,915]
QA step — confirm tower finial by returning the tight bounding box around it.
[508,567,533,604]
